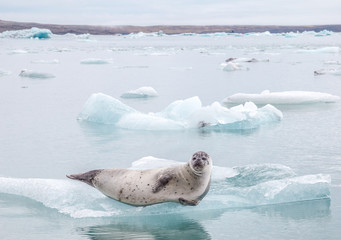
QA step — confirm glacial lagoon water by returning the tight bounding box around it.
[0,29,341,239]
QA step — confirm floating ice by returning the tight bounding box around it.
[220,57,269,71]
[19,69,55,79]
[314,68,341,76]
[283,32,299,38]
[315,30,333,37]
[220,62,245,71]
[78,93,282,130]
[0,27,52,39]
[78,93,137,124]
[296,47,340,54]
[120,87,159,98]
[31,59,59,64]
[225,57,269,63]
[0,159,330,218]
[324,60,341,65]
[223,90,340,105]
[8,49,29,54]
[128,31,165,38]
[80,58,113,64]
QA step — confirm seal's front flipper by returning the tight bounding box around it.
[179,198,200,206]
[152,173,173,193]
[66,169,102,187]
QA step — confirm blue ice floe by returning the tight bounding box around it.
[121,87,159,98]
[19,69,55,79]
[0,27,52,39]
[223,90,340,105]
[0,157,330,218]
[78,93,283,130]
[80,58,113,64]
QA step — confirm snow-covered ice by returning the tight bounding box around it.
[223,90,340,105]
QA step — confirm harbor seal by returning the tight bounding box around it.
[67,151,212,206]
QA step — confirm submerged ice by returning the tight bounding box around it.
[224,90,340,105]
[78,93,283,130]
[0,158,330,218]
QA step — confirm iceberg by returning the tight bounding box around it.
[315,30,333,37]
[0,159,330,218]
[80,58,113,64]
[78,93,136,124]
[78,93,282,130]
[120,87,159,98]
[223,90,340,105]
[0,27,52,39]
[19,69,55,79]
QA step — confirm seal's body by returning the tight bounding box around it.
[67,151,212,206]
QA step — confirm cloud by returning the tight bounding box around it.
[0,0,340,25]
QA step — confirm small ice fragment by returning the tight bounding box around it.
[80,58,113,64]
[120,87,159,98]
[19,69,55,79]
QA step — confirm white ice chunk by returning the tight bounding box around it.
[220,62,244,71]
[0,27,52,39]
[31,59,59,64]
[19,69,55,79]
[77,93,137,124]
[78,93,282,130]
[117,112,184,130]
[223,90,340,105]
[9,49,28,54]
[158,96,202,121]
[120,87,159,98]
[80,58,113,64]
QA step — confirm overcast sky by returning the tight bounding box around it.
[0,0,340,26]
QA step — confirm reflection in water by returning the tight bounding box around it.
[252,198,331,220]
[80,215,211,240]
[79,199,330,240]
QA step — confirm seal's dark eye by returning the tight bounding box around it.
[202,157,207,160]
[193,157,196,160]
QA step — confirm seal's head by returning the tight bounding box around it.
[189,151,212,176]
